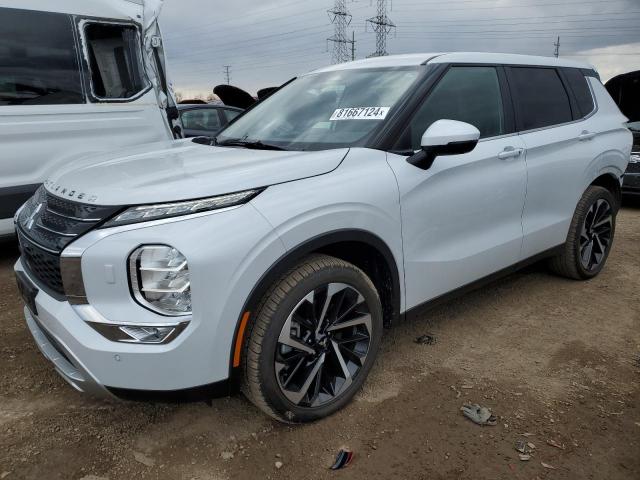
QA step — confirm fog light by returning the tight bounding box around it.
[129,245,191,316]
[87,320,188,344]
[119,325,175,343]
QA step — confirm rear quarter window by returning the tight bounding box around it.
[563,68,595,118]
[0,8,83,106]
[509,67,573,131]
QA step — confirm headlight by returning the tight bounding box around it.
[103,189,263,227]
[129,245,191,316]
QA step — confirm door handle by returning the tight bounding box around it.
[578,130,597,141]
[498,147,524,160]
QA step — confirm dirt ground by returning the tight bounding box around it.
[1,202,638,480]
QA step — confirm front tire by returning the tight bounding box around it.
[241,254,383,423]
[549,185,617,280]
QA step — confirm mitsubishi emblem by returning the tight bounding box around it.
[24,203,42,231]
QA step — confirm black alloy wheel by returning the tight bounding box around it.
[548,185,617,280]
[579,198,613,272]
[275,282,372,407]
[242,254,383,423]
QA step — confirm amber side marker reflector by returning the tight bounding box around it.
[233,311,251,367]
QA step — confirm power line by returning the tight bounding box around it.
[327,1,355,64]
[392,0,631,13]
[223,65,231,85]
[554,36,561,58]
[367,0,396,57]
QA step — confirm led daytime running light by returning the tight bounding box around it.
[104,189,262,227]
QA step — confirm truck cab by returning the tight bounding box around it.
[0,0,180,236]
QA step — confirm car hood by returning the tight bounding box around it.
[45,139,348,206]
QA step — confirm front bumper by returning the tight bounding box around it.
[17,258,234,401]
[14,202,285,400]
[24,305,112,397]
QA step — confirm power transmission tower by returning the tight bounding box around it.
[223,65,231,85]
[327,1,355,64]
[366,0,395,57]
[553,36,560,58]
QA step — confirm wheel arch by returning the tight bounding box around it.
[590,172,622,207]
[228,229,402,382]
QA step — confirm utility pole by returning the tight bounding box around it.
[351,31,356,61]
[327,1,355,64]
[553,36,560,58]
[223,65,231,85]
[366,0,395,57]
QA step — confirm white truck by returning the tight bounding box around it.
[0,0,180,237]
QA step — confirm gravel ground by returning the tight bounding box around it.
[0,201,638,480]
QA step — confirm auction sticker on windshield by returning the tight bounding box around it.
[330,107,390,121]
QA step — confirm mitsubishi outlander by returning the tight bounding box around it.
[14,53,632,423]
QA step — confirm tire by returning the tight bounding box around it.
[548,185,618,280]
[241,254,383,423]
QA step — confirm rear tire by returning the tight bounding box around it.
[241,254,383,423]
[548,185,617,280]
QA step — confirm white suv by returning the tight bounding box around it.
[14,53,632,422]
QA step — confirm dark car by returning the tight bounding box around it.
[178,104,242,138]
[605,70,640,196]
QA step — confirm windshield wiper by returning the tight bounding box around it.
[216,138,288,151]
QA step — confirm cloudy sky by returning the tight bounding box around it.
[160,0,640,98]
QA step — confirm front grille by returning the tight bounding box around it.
[16,186,121,296]
[628,159,640,174]
[18,231,64,295]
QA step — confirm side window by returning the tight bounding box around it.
[509,67,573,130]
[223,109,241,123]
[0,8,83,106]
[84,23,147,100]
[563,68,595,118]
[181,109,222,131]
[396,66,505,151]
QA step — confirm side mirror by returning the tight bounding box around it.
[407,120,480,170]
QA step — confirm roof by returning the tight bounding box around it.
[0,0,143,20]
[309,52,594,74]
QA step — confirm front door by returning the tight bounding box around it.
[386,65,527,309]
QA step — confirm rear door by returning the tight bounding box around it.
[508,66,598,258]
[386,65,527,309]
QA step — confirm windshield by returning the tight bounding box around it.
[216,67,420,151]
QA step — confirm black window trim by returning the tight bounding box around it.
[505,65,598,135]
[77,17,152,103]
[380,63,517,155]
[559,67,597,120]
[376,62,601,152]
